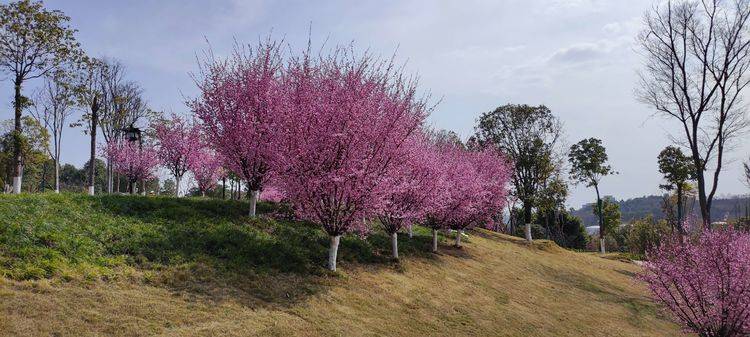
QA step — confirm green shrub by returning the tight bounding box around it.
[625,215,670,257]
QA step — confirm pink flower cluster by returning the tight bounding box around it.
[104,140,158,190]
[640,229,750,337]
[188,147,225,196]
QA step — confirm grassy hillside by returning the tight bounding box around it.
[0,194,682,336]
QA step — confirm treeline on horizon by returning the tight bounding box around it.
[572,195,750,227]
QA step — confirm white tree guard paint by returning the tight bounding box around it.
[329,235,341,271]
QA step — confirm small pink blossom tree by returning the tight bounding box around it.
[276,47,429,271]
[190,39,283,216]
[375,135,440,259]
[448,147,511,248]
[640,229,750,337]
[421,142,466,253]
[154,115,202,197]
[189,147,224,197]
[104,140,158,195]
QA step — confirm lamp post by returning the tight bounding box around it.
[121,125,143,194]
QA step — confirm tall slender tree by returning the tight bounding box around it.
[72,57,105,196]
[0,0,81,193]
[638,0,750,227]
[568,138,615,254]
[29,71,76,193]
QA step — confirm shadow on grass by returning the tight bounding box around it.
[83,195,447,308]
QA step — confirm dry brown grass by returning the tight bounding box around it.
[0,230,682,337]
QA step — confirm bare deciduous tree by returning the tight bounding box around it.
[29,71,76,193]
[637,0,750,227]
[71,57,104,195]
[95,58,151,193]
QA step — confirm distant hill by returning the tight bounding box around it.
[571,195,750,226]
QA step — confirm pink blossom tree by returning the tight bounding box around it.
[189,147,224,197]
[190,39,283,216]
[276,47,429,271]
[375,135,440,259]
[259,185,284,202]
[153,115,202,197]
[447,148,511,248]
[640,229,750,337]
[421,142,467,253]
[104,140,158,195]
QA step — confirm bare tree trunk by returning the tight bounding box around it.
[432,229,438,253]
[328,235,341,271]
[88,103,97,196]
[54,158,60,193]
[391,232,399,259]
[248,188,259,216]
[595,185,605,254]
[12,79,23,194]
[676,184,684,234]
[106,162,113,194]
[524,223,532,242]
[407,224,413,238]
[455,229,463,247]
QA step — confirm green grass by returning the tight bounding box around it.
[0,193,684,337]
[0,193,440,281]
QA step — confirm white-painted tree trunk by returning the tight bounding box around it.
[455,229,463,247]
[12,176,21,194]
[525,223,533,242]
[175,176,181,197]
[600,238,606,254]
[408,224,413,239]
[248,190,259,216]
[54,160,60,193]
[432,229,438,253]
[391,232,399,259]
[87,185,95,196]
[106,163,113,194]
[328,235,341,271]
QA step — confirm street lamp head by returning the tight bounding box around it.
[123,125,142,143]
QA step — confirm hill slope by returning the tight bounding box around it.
[0,194,681,336]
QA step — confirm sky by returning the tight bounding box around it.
[0,0,748,208]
